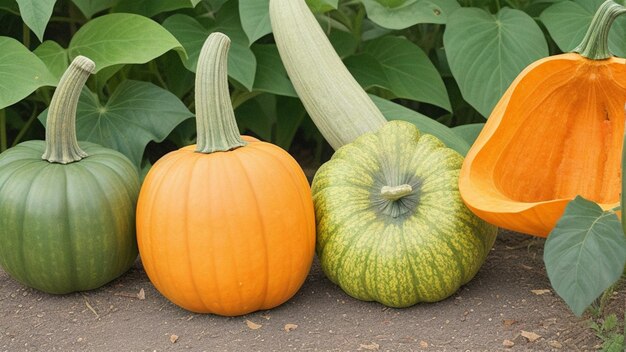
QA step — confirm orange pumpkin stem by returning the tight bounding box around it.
[573,0,626,60]
[42,56,95,164]
[194,32,246,154]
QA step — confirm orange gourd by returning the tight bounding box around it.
[136,33,315,315]
[459,0,626,237]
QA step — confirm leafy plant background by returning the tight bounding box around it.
[4,0,624,167]
[1,0,626,320]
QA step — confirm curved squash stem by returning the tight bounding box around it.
[573,0,626,60]
[42,56,94,164]
[270,0,386,150]
[194,32,245,154]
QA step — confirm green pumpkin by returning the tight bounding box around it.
[0,56,139,294]
[312,121,497,307]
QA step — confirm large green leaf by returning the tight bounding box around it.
[544,196,626,317]
[16,0,56,41]
[346,36,450,111]
[452,123,484,147]
[370,95,470,155]
[540,0,626,57]
[162,10,256,90]
[305,0,338,13]
[239,0,271,44]
[444,7,548,117]
[71,0,116,18]
[68,13,186,73]
[39,80,193,167]
[33,40,68,81]
[251,44,296,97]
[360,0,460,30]
[275,97,306,149]
[0,37,57,110]
[112,0,200,17]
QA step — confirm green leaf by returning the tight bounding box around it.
[16,0,56,42]
[39,80,193,167]
[370,94,470,155]
[33,40,68,81]
[0,0,19,14]
[346,36,450,111]
[444,7,548,117]
[452,123,484,147]
[275,97,306,149]
[112,0,201,17]
[162,9,256,90]
[68,13,186,73]
[361,0,460,30]
[540,0,626,57]
[305,0,338,13]
[252,44,297,97]
[70,0,116,18]
[0,37,57,110]
[239,0,271,44]
[236,95,275,141]
[544,196,626,317]
[329,29,359,58]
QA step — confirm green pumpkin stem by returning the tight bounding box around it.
[380,184,413,201]
[194,32,245,154]
[270,0,387,150]
[42,56,94,164]
[573,0,626,60]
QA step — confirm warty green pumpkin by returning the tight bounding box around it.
[0,56,139,294]
[270,0,498,307]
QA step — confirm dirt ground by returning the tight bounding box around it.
[1,229,624,352]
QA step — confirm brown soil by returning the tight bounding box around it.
[1,229,623,351]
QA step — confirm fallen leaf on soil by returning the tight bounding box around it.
[530,289,551,295]
[170,335,178,343]
[502,319,516,327]
[284,323,298,332]
[245,320,262,330]
[359,342,379,350]
[548,340,562,349]
[502,339,515,348]
[137,288,145,300]
[419,340,428,348]
[520,330,541,342]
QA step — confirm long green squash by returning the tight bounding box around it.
[270,0,498,307]
[0,56,139,294]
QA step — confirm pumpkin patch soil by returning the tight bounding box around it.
[2,231,623,351]
[0,159,624,351]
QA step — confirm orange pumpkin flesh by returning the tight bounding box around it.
[460,53,626,237]
[137,140,315,315]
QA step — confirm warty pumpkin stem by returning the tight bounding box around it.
[42,55,94,164]
[195,32,245,154]
[573,0,626,60]
[270,0,387,150]
[381,184,413,201]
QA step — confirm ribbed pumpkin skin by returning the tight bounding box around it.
[312,121,498,308]
[136,139,316,315]
[459,53,626,237]
[0,141,140,294]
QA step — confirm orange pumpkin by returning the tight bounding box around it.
[459,0,626,237]
[136,33,315,315]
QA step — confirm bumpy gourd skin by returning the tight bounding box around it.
[312,120,497,307]
[0,141,139,294]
